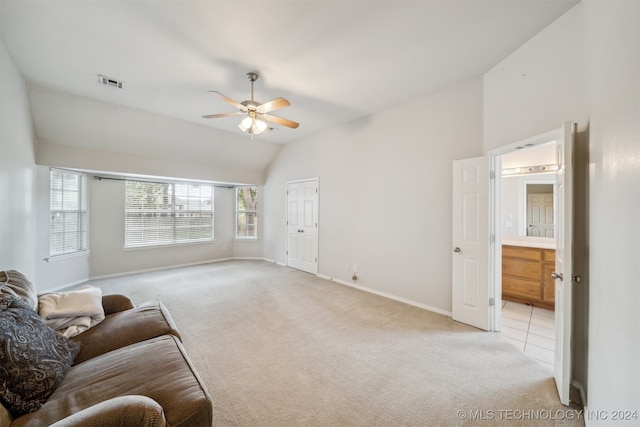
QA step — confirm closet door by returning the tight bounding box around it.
[287,178,318,275]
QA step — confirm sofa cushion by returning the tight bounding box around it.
[71,299,181,364]
[11,335,212,427]
[100,293,135,315]
[0,271,37,311]
[49,395,167,427]
[0,296,81,416]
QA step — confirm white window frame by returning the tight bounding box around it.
[124,180,215,249]
[235,186,258,240]
[49,168,88,257]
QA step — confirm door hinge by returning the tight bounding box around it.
[490,171,496,179]
[315,188,318,193]
[490,234,495,243]
[315,257,317,262]
[489,297,495,307]
[286,250,288,255]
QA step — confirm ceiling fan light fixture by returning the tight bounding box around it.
[239,116,267,134]
[254,118,268,133]
[239,116,253,132]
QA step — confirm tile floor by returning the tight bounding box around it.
[500,300,555,372]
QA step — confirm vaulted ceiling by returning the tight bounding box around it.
[0,0,578,175]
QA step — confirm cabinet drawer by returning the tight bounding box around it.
[503,276,541,300]
[502,246,542,261]
[543,249,556,262]
[502,258,541,281]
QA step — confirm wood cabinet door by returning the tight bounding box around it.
[542,261,556,304]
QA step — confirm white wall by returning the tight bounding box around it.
[0,41,37,280]
[582,0,639,421]
[483,3,588,152]
[484,0,640,418]
[88,179,254,278]
[264,77,483,313]
[30,85,279,186]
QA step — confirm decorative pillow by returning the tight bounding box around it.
[0,270,38,311]
[0,295,81,416]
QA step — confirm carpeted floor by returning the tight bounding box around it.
[86,260,585,426]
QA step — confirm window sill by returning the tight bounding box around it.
[45,250,90,263]
[123,239,215,251]
[234,238,260,242]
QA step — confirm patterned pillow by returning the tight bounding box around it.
[0,295,81,416]
[0,270,38,311]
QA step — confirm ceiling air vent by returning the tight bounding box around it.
[98,75,124,89]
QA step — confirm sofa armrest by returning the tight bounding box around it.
[101,294,135,314]
[49,395,166,427]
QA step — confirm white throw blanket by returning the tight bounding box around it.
[38,285,105,338]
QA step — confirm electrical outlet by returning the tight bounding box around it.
[345,263,350,270]
[353,264,358,273]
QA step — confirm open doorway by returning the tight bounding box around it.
[453,123,575,404]
[498,141,557,372]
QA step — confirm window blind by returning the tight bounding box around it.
[50,169,87,256]
[125,180,214,248]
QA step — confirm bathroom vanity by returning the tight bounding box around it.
[502,242,556,310]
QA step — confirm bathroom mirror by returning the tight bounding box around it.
[525,182,554,238]
[500,141,557,244]
[501,173,556,241]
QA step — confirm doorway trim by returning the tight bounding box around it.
[487,128,560,332]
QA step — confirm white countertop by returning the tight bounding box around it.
[502,237,555,250]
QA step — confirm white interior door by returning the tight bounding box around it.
[287,179,318,274]
[527,193,554,237]
[554,122,574,405]
[452,156,491,331]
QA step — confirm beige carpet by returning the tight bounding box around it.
[86,260,584,426]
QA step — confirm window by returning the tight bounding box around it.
[125,180,214,248]
[236,186,258,239]
[50,169,87,256]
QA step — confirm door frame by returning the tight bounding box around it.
[487,128,561,332]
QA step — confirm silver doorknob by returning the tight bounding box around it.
[453,247,461,253]
[551,272,563,281]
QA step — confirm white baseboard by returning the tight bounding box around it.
[317,274,452,317]
[88,258,235,281]
[50,278,95,292]
[79,260,450,321]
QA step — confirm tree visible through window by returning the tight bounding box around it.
[50,169,87,256]
[125,180,214,248]
[236,187,258,239]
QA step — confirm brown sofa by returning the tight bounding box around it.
[0,271,212,427]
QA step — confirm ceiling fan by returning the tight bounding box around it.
[202,72,299,139]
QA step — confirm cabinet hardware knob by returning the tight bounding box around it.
[551,272,563,281]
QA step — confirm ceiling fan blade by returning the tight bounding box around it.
[201,112,243,119]
[208,91,246,111]
[257,97,290,114]
[261,114,299,129]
